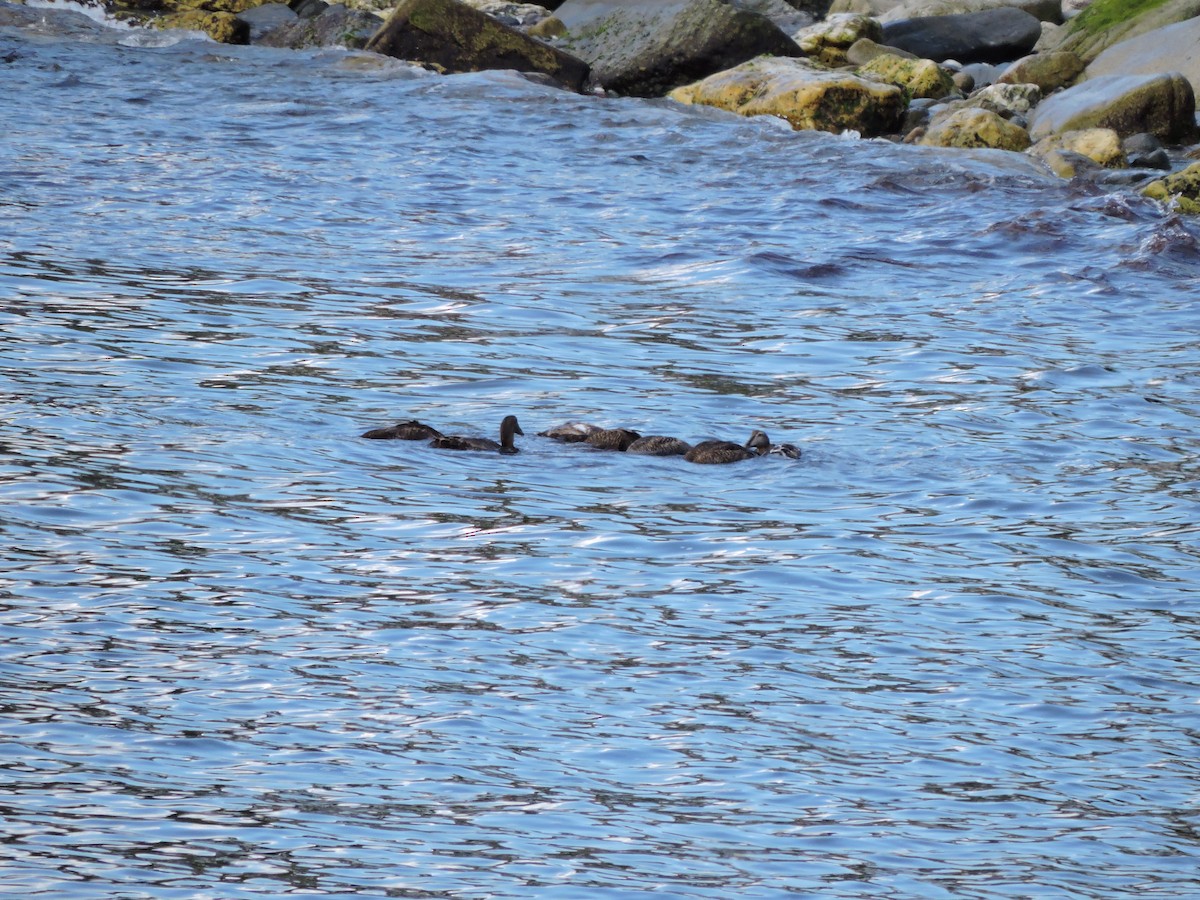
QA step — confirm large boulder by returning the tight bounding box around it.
[877,0,1061,22]
[857,52,955,98]
[257,3,381,47]
[1047,0,1200,65]
[553,0,802,97]
[1027,72,1197,142]
[365,0,590,90]
[919,106,1031,149]
[668,56,905,136]
[1084,17,1200,97]
[880,6,1042,63]
[997,50,1085,92]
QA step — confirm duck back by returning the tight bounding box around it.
[684,439,756,464]
[627,435,691,456]
[585,428,641,451]
[362,419,442,440]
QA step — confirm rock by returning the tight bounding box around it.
[739,0,822,34]
[668,56,906,136]
[156,9,250,41]
[553,0,802,97]
[919,105,1031,148]
[1037,147,1103,177]
[881,6,1043,63]
[527,14,564,37]
[1027,72,1197,142]
[1062,0,1092,17]
[365,0,590,90]
[1084,16,1200,97]
[1141,160,1200,213]
[1048,0,1200,65]
[829,0,901,12]
[997,49,1084,91]
[291,0,328,17]
[960,81,1041,116]
[845,36,916,65]
[1028,127,1125,170]
[794,13,881,66]
[877,0,1061,22]
[238,2,296,40]
[459,1,554,28]
[258,3,381,47]
[857,52,956,98]
[952,69,974,91]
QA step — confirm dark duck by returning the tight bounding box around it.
[430,415,524,454]
[746,430,801,459]
[686,434,758,468]
[627,435,692,456]
[361,419,443,440]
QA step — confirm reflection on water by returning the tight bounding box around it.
[2,10,1200,898]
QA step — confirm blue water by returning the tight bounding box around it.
[2,7,1200,898]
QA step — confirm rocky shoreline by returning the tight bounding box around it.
[8,0,1200,211]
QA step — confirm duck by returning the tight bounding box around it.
[430,415,523,454]
[746,429,801,459]
[683,437,758,464]
[627,434,692,456]
[585,427,641,451]
[538,422,601,443]
[361,419,443,440]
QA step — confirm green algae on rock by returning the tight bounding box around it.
[1142,161,1200,213]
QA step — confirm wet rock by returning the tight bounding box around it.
[739,0,823,34]
[258,2,381,47]
[668,56,905,136]
[553,0,802,97]
[845,36,916,65]
[1141,161,1200,213]
[877,0,1061,22]
[156,8,250,42]
[291,0,327,16]
[1027,72,1197,142]
[238,2,296,39]
[857,52,956,98]
[919,106,1031,148]
[1083,16,1200,96]
[365,0,590,90]
[958,81,1041,117]
[1029,127,1125,172]
[997,49,1084,92]
[1121,133,1170,169]
[794,13,881,67]
[459,0,553,29]
[880,6,1043,63]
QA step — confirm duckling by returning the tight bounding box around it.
[361,419,443,440]
[585,427,641,451]
[538,422,601,443]
[627,435,692,456]
[746,429,801,459]
[430,415,523,454]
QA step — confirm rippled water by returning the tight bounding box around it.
[3,10,1200,898]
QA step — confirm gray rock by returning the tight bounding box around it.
[554,0,802,97]
[1084,16,1200,97]
[1027,72,1197,142]
[239,3,297,41]
[366,0,590,91]
[878,0,1061,23]
[845,36,916,65]
[258,3,381,48]
[881,6,1043,63]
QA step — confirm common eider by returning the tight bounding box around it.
[683,436,757,464]
[746,429,801,459]
[627,435,692,456]
[585,428,641,451]
[538,422,601,443]
[430,415,523,454]
[361,419,443,440]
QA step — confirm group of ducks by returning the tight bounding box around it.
[361,415,800,464]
